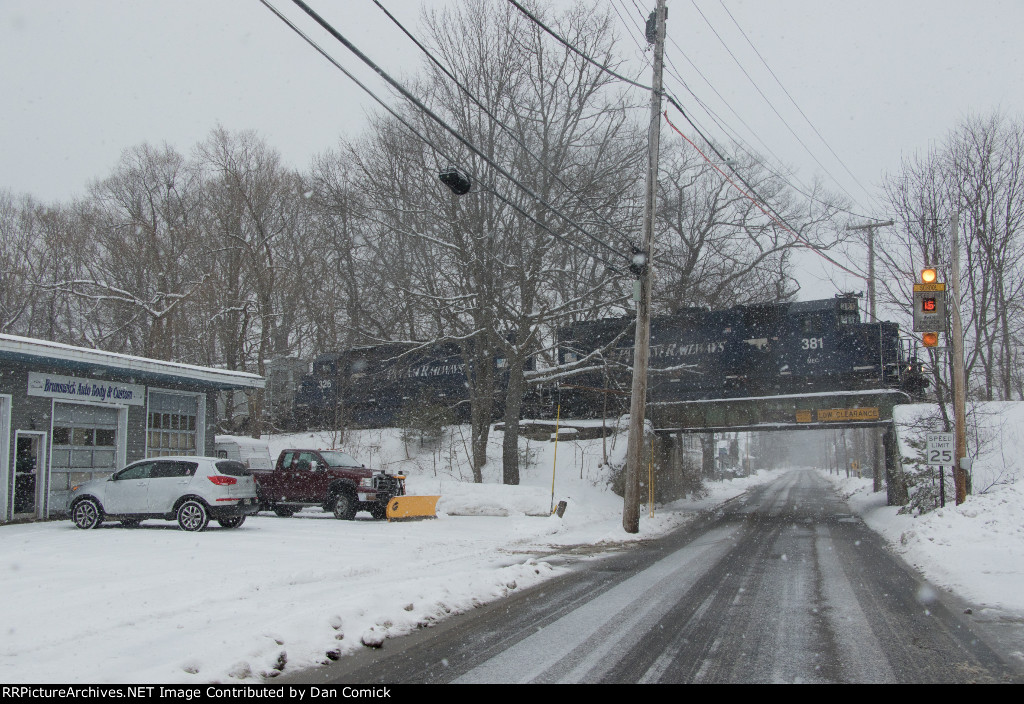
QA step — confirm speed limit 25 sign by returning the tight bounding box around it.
[926,432,954,466]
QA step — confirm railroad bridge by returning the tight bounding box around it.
[645,388,911,506]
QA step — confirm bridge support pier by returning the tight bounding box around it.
[883,425,909,506]
[644,432,704,504]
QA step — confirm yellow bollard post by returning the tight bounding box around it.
[648,436,655,518]
[551,404,560,515]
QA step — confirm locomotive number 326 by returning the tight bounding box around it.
[801,337,825,350]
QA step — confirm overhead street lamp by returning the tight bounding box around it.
[439,167,472,195]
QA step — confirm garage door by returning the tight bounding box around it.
[50,403,119,513]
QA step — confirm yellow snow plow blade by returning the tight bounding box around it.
[386,495,440,521]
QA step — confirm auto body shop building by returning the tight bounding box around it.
[0,334,264,522]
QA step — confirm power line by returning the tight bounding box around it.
[661,62,885,223]
[286,0,628,264]
[511,0,868,286]
[609,0,653,58]
[613,0,823,207]
[662,101,866,281]
[716,0,883,212]
[687,0,865,209]
[505,0,651,91]
[371,0,643,254]
[258,0,626,275]
[607,1,887,224]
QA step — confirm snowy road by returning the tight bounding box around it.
[293,469,1021,684]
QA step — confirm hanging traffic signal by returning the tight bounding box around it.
[921,268,938,284]
[922,331,939,347]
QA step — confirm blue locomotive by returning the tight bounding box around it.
[291,296,924,428]
[555,295,923,416]
[292,341,517,428]
[294,342,467,428]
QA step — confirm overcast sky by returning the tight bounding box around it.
[3,0,1023,299]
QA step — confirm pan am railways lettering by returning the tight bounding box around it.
[651,341,727,358]
[406,362,466,378]
[381,361,467,381]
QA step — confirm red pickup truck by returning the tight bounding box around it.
[251,449,405,520]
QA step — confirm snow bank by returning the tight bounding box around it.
[822,400,1024,614]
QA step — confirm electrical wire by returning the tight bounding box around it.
[371,0,643,254]
[609,0,884,223]
[661,60,885,223]
[603,1,885,278]
[286,0,628,265]
[258,0,626,275]
[687,0,864,209]
[505,0,652,91]
[509,0,869,287]
[662,104,866,281]
[716,0,883,213]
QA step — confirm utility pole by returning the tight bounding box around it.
[949,213,968,504]
[846,220,894,323]
[623,0,666,534]
[847,219,893,494]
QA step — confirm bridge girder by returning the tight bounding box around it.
[648,388,910,434]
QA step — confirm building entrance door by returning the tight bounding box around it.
[0,395,9,520]
[14,431,47,519]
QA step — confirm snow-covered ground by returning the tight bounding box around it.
[1,407,1023,683]
[0,420,776,684]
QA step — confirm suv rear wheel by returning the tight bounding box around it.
[332,491,357,521]
[177,499,210,532]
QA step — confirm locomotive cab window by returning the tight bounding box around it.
[801,317,824,333]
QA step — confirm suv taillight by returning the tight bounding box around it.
[208,475,237,486]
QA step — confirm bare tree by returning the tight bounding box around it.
[879,112,1024,405]
[198,127,306,434]
[42,144,209,360]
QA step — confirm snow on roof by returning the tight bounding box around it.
[0,333,264,390]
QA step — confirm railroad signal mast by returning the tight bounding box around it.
[913,228,969,504]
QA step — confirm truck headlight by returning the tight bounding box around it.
[359,477,373,488]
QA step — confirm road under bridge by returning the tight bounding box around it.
[646,388,912,506]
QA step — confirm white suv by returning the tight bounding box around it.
[68,456,260,532]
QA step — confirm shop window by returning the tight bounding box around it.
[147,392,200,458]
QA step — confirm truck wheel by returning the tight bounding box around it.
[332,492,357,521]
